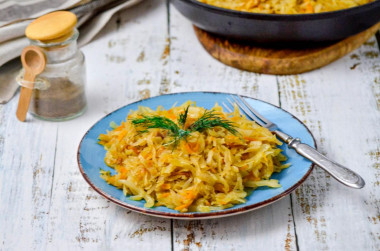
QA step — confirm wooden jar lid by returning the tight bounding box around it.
[25,11,77,42]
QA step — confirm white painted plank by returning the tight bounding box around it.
[277,37,380,250]
[1,0,379,250]
[168,7,278,103]
[0,97,58,250]
[169,6,297,251]
[1,0,171,250]
[45,118,171,250]
[173,198,297,251]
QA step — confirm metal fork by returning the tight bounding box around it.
[223,95,365,189]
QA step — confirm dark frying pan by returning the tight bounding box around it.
[171,0,380,43]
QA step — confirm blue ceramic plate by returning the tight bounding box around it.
[77,92,315,219]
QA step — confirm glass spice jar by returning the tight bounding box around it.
[17,11,86,121]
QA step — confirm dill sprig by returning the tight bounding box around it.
[132,115,180,135]
[131,107,238,147]
[178,106,190,129]
[132,115,190,147]
[187,109,238,135]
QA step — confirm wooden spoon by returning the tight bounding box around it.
[16,45,46,122]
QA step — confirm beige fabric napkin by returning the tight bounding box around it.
[0,0,142,104]
[0,58,21,104]
[0,0,82,27]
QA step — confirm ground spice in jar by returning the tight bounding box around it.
[30,77,86,119]
[20,12,87,121]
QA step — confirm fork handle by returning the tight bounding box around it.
[274,131,365,189]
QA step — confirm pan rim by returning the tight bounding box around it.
[176,0,380,21]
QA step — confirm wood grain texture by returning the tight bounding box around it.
[169,6,298,251]
[0,0,380,250]
[46,1,172,249]
[1,0,173,250]
[194,22,380,75]
[277,37,380,250]
[0,98,58,250]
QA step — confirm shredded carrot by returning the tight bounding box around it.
[227,135,238,140]
[168,114,176,120]
[107,176,116,184]
[160,154,172,163]
[184,143,193,153]
[231,116,240,122]
[185,142,199,153]
[117,130,127,141]
[192,143,199,152]
[161,183,171,190]
[239,165,249,171]
[157,192,170,199]
[219,200,228,205]
[119,172,127,179]
[244,136,256,141]
[157,146,165,155]
[184,190,196,200]
[128,146,140,155]
[141,151,152,159]
[184,118,195,129]
[174,201,192,211]
[114,122,125,131]
[145,160,153,166]
[166,109,176,120]
[305,3,314,13]
[118,166,127,173]
[175,191,197,211]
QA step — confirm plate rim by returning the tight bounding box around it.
[77,91,316,219]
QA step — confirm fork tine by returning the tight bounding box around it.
[222,102,233,113]
[236,95,272,125]
[227,97,267,127]
[226,98,242,115]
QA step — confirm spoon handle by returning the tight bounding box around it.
[16,46,46,122]
[16,71,36,122]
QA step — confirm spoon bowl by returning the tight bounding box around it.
[22,49,46,75]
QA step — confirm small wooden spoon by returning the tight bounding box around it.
[16,45,46,122]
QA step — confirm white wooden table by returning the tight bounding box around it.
[1,0,379,250]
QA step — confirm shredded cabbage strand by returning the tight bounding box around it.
[98,101,290,213]
[197,0,374,14]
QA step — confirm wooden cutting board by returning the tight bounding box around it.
[194,22,380,75]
